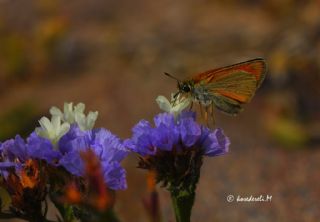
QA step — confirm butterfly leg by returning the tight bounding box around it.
[199,102,204,119]
[189,101,193,111]
[210,103,216,127]
[204,105,209,126]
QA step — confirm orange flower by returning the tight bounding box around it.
[63,150,113,211]
[20,159,40,189]
[65,182,81,204]
[81,150,112,211]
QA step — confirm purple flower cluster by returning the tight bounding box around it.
[58,125,128,190]
[0,125,128,190]
[0,134,61,178]
[124,111,230,157]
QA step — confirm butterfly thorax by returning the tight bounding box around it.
[178,80,213,106]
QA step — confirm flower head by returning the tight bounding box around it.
[35,115,70,145]
[1,102,127,191]
[125,111,229,156]
[50,102,98,131]
[124,111,229,190]
[0,102,129,221]
[0,133,62,170]
[50,102,85,123]
[75,111,99,131]
[58,126,128,190]
[0,135,28,162]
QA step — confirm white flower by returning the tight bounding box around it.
[35,115,70,145]
[50,102,85,124]
[75,111,98,131]
[50,102,98,130]
[156,94,191,117]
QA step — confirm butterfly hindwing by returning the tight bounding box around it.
[211,95,243,115]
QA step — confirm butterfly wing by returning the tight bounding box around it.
[192,58,267,114]
[193,58,266,88]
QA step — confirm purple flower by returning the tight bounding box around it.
[124,120,157,156]
[0,135,27,162]
[88,128,128,163]
[101,162,127,190]
[27,132,62,163]
[201,128,230,156]
[58,124,89,154]
[0,135,37,177]
[125,111,229,157]
[152,124,177,151]
[0,133,62,168]
[124,111,230,194]
[0,125,128,190]
[154,112,175,128]
[58,126,128,190]
[0,161,20,178]
[179,116,201,147]
[59,150,84,176]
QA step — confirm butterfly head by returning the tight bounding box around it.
[178,81,192,93]
[164,72,193,101]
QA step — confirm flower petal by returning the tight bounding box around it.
[102,162,127,190]
[50,106,63,117]
[59,150,84,176]
[156,95,172,113]
[202,128,230,156]
[154,112,175,128]
[179,117,201,147]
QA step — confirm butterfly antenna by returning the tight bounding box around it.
[164,72,181,82]
[164,72,182,106]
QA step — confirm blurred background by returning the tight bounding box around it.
[0,0,319,221]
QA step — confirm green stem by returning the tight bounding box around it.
[99,208,121,222]
[170,189,195,222]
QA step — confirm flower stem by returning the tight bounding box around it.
[170,189,195,222]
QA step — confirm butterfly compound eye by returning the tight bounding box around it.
[182,84,191,92]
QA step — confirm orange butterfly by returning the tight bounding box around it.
[165,58,267,125]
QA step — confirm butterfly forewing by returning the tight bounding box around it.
[192,58,266,88]
[206,71,257,103]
